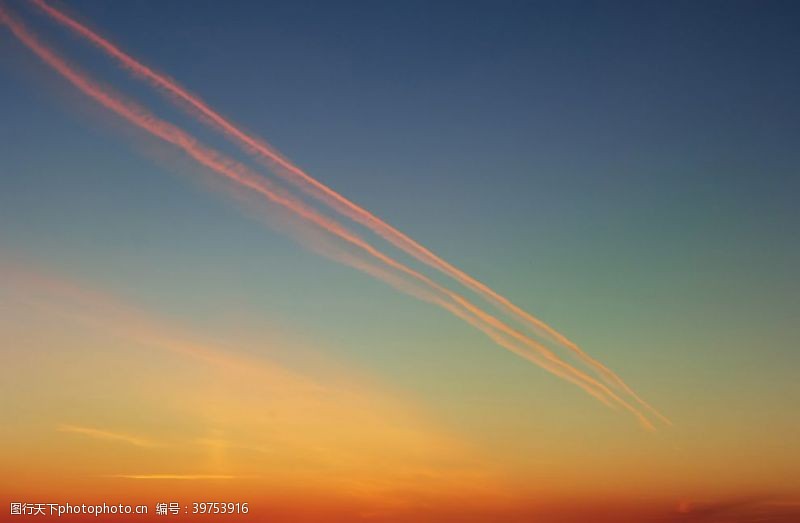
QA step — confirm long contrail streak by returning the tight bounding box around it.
[28,0,667,426]
[0,5,657,427]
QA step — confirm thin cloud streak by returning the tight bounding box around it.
[111,474,238,480]
[0,258,325,393]
[0,6,653,428]
[28,0,668,427]
[57,424,158,448]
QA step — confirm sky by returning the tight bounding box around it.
[1,1,799,521]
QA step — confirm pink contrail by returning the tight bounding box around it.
[29,0,667,425]
[0,6,657,427]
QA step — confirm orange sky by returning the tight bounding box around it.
[2,261,799,522]
[2,1,799,521]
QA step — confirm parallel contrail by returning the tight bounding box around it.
[28,0,668,426]
[0,6,657,427]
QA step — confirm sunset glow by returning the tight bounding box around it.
[1,1,798,521]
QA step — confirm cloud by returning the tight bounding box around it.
[111,474,238,480]
[57,424,158,448]
[665,497,800,523]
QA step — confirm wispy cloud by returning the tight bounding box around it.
[668,496,800,522]
[57,424,158,448]
[111,474,238,480]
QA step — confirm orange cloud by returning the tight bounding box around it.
[57,424,159,448]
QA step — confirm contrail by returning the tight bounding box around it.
[28,0,668,426]
[0,6,655,428]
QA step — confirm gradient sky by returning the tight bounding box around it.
[1,1,799,521]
